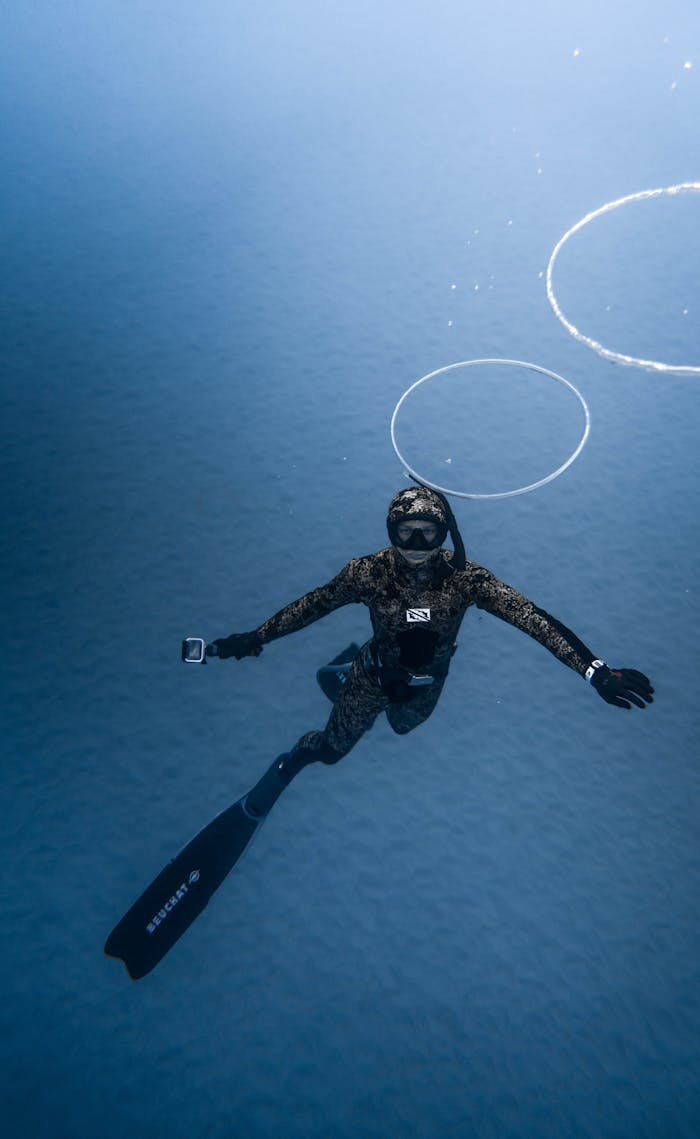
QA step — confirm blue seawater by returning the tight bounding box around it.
[1,3,699,1137]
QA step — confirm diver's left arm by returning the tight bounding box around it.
[470,567,654,710]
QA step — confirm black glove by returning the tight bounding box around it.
[591,665,654,710]
[211,631,264,660]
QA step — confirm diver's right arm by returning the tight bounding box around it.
[213,561,364,660]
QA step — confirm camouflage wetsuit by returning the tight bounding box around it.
[256,545,596,763]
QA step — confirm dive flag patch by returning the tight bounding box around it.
[406,608,431,623]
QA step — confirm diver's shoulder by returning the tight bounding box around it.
[443,552,493,582]
[341,548,394,576]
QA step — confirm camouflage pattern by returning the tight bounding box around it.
[257,543,597,759]
[386,486,449,527]
[293,652,447,760]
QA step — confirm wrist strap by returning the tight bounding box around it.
[585,659,606,683]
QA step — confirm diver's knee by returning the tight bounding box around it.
[389,722,413,736]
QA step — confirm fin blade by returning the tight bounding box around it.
[104,800,258,980]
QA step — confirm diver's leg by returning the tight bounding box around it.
[247,659,386,815]
[294,654,388,764]
[385,678,446,736]
[244,668,435,817]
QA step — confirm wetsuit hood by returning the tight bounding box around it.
[387,487,449,538]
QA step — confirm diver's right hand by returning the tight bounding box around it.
[211,631,264,660]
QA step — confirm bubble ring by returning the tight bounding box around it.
[546,182,700,374]
[390,358,591,500]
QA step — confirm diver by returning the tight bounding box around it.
[212,487,653,816]
[107,486,655,978]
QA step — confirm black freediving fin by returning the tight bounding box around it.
[316,642,361,703]
[104,753,299,980]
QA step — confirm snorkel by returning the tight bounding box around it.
[431,488,466,571]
